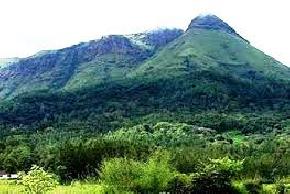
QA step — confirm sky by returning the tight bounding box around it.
[0,0,289,65]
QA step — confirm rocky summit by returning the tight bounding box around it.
[187,15,236,33]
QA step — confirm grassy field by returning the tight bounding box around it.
[0,185,105,194]
[0,181,105,194]
[1,180,290,193]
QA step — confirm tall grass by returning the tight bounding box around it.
[0,180,104,194]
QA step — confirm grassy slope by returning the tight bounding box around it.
[64,54,145,91]
[129,28,290,82]
[122,28,290,111]
[2,28,290,100]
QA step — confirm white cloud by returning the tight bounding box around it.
[0,0,289,65]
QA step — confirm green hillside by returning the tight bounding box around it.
[1,15,290,132]
[0,30,183,99]
[130,28,290,81]
[125,27,290,110]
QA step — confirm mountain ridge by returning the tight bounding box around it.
[0,28,183,99]
[1,15,290,130]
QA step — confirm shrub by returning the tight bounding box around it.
[167,173,192,193]
[99,157,143,192]
[243,179,262,194]
[208,156,243,177]
[18,165,59,194]
[100,150,175,192]
[139,151,175,192]
[191,156,243,193]
[275,182,286,194]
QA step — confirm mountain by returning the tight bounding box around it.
[0,29,183,99]
[1,15,290,131]
[128,15,290,102]
[0,58,20,69]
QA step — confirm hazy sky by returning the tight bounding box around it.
[0,0,289,65]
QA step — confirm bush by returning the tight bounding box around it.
[208,156,243,177]
[138,151,175,192]
[100,150,175,192]
[191,157,243,193]
[275,182,286,194]
[99,157,143,192]
[243,180,262,194]
[167,173,192,193]
[18,165,59,194]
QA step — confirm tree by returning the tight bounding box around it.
[1,145,32,174]
[18,165,59,194]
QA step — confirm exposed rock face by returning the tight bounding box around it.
[143,29,184,48]
[124,29,184,50]
[187,14,249,43]
[187,15,236,34]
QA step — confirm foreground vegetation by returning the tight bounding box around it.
[0,180,105,194]
[0,182,289,194]
[0,121,289,193]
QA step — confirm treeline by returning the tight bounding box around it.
[0,110,288,137]
[2,72,290,131]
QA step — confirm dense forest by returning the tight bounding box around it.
[0,121,289,193]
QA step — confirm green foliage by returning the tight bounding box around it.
[100,150,175,192]
[207,156,243,177]
[0,135,34,174]
[18,165,59,194]
[170,147,203,174]
[275,182,286,194]
[48,136,150,181]
[99,157,143,192]
[100,153,245,193]
[0,180,106,194]
[190,157,243,193]
[139,151,174,191]
[0,121,289,192]
[106,122,207,147]
[243,180,263,194]
[167,173,192,193]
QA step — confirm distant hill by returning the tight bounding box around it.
[1,15,290,131]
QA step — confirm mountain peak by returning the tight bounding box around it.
[187,14,236,34]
